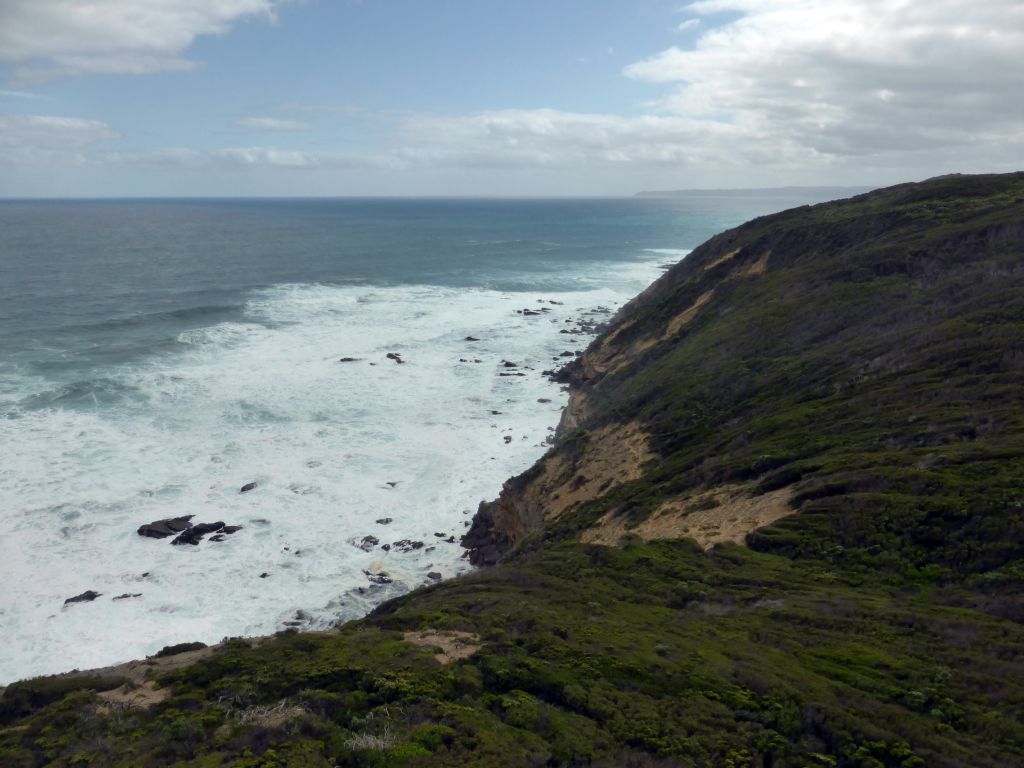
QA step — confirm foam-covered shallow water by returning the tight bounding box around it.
[1,266,665,682]
[0,195,832,683]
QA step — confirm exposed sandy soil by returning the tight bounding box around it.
[739,250,771,277]
[665,289,715,337]
[92,646,215,710]
[543,421,654,519]
[702,247,742,271]
[581,483,795,550]
[403,630,481,665]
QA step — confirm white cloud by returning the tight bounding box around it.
[0,113,119,161]
[0,88,45,99]
[236,116,310,131]
[106,145,382,170]
[391,109,756,170]
[0,0,279,82]
[626,0,1024,160]
[676,19,701,31]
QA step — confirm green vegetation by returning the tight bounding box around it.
[2,173,1022,766]
[151,642,209,660]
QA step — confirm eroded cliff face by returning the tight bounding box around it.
[461,419,654,564]
[462,223,786,564]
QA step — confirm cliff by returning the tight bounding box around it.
[467,172,1024,581]
[3,173,1023,768]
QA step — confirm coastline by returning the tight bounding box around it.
[1,256,679,687]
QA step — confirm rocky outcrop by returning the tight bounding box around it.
[137,515,194,539]
[172,522,225,546]
[64,591,101,605]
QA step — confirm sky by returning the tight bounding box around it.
[0,0,1022,197]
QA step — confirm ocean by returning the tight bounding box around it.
[0,194,840,683]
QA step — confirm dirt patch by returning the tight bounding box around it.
[703,247,742,271]
[543,422,654,518]
[403,630,481,665]
[581,483,794,550]
[94,646,215,711]
[737,250,771,277]
[665,289,715,337]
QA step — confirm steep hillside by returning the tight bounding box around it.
[2,174,1023,768]
[467,172,1024,587]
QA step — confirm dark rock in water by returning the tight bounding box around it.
[338,357,361,362]
[502,361,518,368]
[240,481,257,493]
[446,536,456,543]
[386,352,405,364]
[209,535,225,542]
[499,372,526,377]
[434,532,447,538]
[464,336,480,341]
[141,572,150,578]
[65,590,101,605]
[385,481,399,488]
[537,398,552,403]
[376,517,393,525]
[259,572,270,578]
[381,543,392,551]
[490,410,502,415]
[504,435,513,444]
[427,571,442,581]
[560,351,574,357]
[113,593,142,601]
[356,535,379,551]
[221,525,243,535]
[137,515,194,539]
[391,539,424,552]
[172,521,225,546]
[364,570,393,585]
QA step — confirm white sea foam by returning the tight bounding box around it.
[0,257,672,683]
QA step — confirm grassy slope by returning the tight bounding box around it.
[2,174,1023,768]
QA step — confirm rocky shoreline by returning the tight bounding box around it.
[44,292,645,656]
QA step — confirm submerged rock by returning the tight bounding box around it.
[137,515,194,539]
[113,593,142,601]
[64,590,101,605]
[376,517,393,525]
[240,481,258,493]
